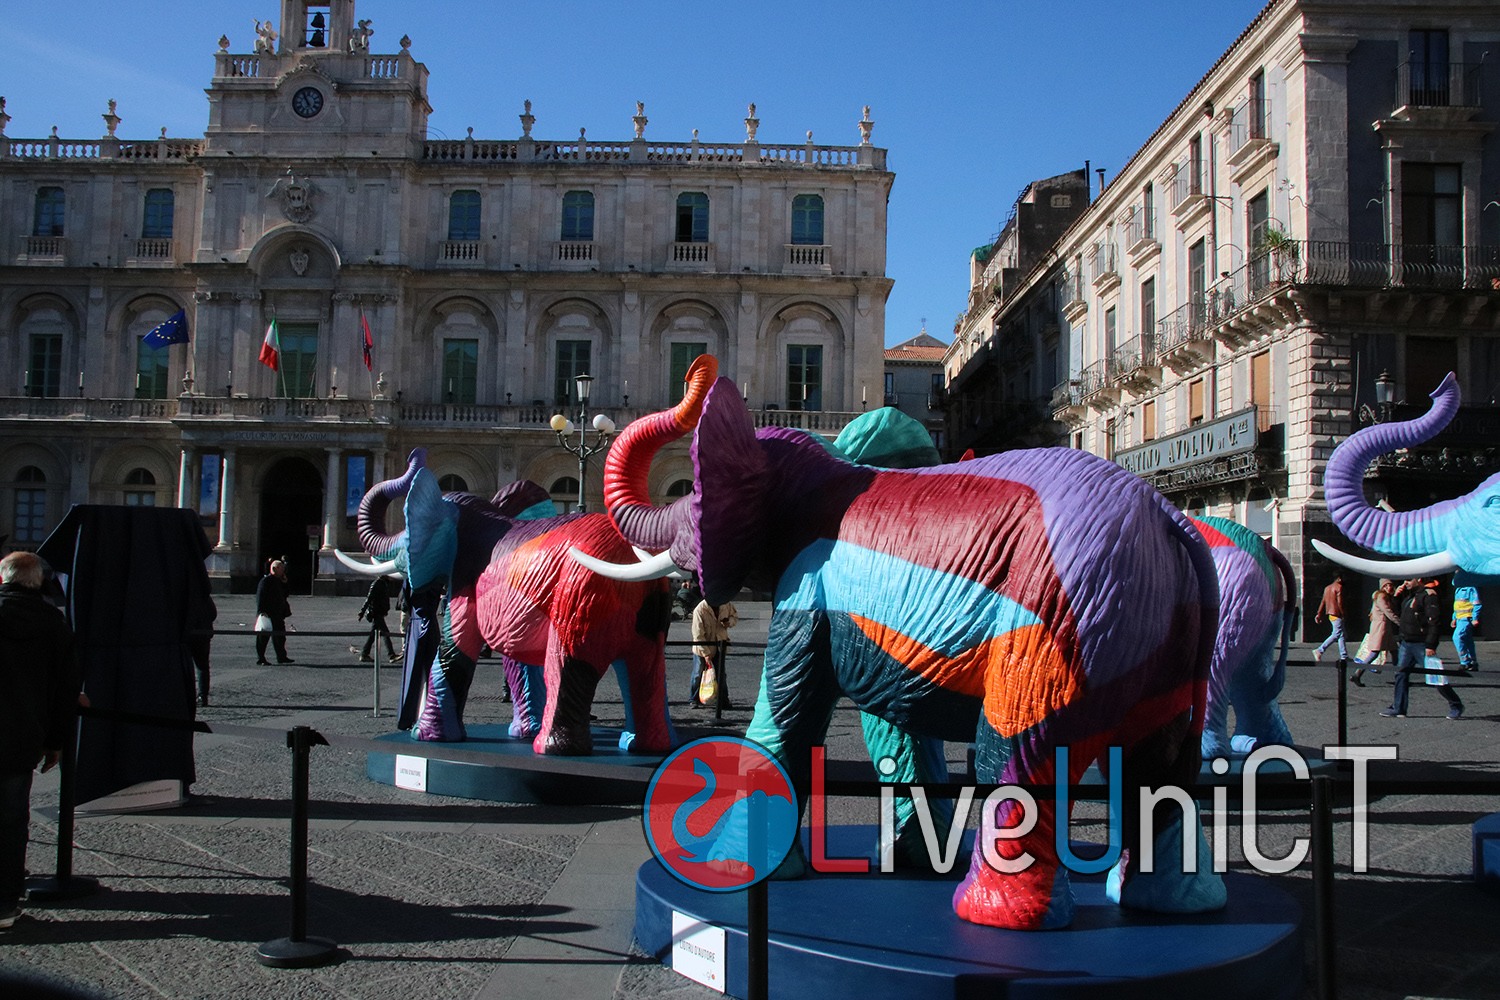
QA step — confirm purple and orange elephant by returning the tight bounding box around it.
[574,356,1228,930]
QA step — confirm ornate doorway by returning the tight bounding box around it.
[259,456,323,593]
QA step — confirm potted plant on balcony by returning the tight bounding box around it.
[1262,224,1299,277]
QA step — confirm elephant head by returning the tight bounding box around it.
[336,448,460,590]
[1313,372,1500,579]
[576,361,780,604]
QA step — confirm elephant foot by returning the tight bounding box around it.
[1200,733,1235,761]
[624,729,674,755]
[534,725,594,756]
[1106,816,1227,914]
[410,722,466,743]
[508,718,540,740]
[953,859,1073,930]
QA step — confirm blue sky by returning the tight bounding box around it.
[4,0,1268,347]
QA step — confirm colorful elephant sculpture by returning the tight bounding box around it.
[575,356,1226,930]
[1187,514,1297,759]
[1314,372,1500,583]
[338,449,675,755]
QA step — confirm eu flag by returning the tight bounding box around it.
[142,310,189,349]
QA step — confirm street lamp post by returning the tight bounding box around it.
[1374,369,1395,423]
[550,373,615,513]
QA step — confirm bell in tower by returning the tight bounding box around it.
[279,0,354,51]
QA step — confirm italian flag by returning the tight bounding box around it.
[258,319,281,372]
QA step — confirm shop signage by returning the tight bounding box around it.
[1116,407,1257,476]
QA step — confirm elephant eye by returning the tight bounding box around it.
[1486,496,1500,509]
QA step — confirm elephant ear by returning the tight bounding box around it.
[689,376,769,604]
[404,467,461,589]
[833,407,942,468]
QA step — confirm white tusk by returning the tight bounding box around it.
[631,546,692,580]
[569,546,682,582]
[1310,539,1458,578]
[335,549,400,575]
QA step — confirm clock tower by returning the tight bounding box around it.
[204,0,431,157]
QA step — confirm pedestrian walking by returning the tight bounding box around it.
[1313,574,1348,662]
[1452,575,1482,672]
[1352,578,1398,686]
[689,599,738,712]
[189,591,217,707]
[254,559,294,664]
[354,574,399,662]
[0,552,80,931]
[1381,577,1464,720]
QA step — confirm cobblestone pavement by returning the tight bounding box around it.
[0,594,1497,999]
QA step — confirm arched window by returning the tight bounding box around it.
[14,466,47,544]
[448,190,481,241]
[137,334,170,399]
[561,191,594,241]
[791,194,824,245]
[550,476,580,515]
[33,187,64,237]
[675,192,709,243]
[666,479,693,498]
[124,468,156,507]
[437,474,469,493]
[143,189,174,239]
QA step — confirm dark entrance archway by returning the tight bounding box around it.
[259,456,323,594]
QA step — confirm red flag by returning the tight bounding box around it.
[258,319,280,372]
[361,313,373,371]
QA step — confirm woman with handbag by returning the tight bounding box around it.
[689,599,737,712]
[254,559,295,665]
[1352,578,1398,686]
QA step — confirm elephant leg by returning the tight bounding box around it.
[954,719,1083,930]
[1104,711,1227,914]
[1200,649,1235,761]
[859,712,952,869]
[618,643,674,754]
[1228,634,1293,752]
[745,607,842,879]
[397,585,443,731]
[504,656,545,739]
[414,596,474,742]
[534,634,601,756]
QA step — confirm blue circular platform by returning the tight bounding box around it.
[635,826,1303,1000]
[366,724,663,805]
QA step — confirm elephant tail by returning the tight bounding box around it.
[1162,498,1220,739]
[1264,542,1298,702]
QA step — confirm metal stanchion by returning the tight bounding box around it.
[1335,657,1348,749]
[371,641,381,718]
[714,640,728,722]
[257,725,338,968]
[1310,774,1337,1000]
[26,711,99,902]
[747,878,768,1000]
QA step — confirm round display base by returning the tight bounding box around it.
[636,826,1303,1000]
[1474,812,1500,895]
[366,723,682,805]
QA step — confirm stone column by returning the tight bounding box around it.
[178,447,195,508]
[216,448,237,550]
[322,447,342,549]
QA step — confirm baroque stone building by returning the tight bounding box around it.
[0,0,893,591]
[945,0,1500,625]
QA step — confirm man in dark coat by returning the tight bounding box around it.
[0,551,79,929]
[1382,576,1464,720]
[355,575,399,662]
[254,559,294,664]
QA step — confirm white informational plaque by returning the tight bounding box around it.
[671,910,726,993]
[394,754,428,792]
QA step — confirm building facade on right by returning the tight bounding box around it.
[945,0,1500,627]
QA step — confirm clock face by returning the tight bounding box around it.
[291,86,324,119]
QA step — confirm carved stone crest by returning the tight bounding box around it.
[289,247,310,276]
[279,174,314,222]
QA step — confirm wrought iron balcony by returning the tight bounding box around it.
[1395,60,1484,111]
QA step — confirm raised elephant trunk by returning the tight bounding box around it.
[603,355,717,551]
[358,449,426,558]
[1324,374,1459,557]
